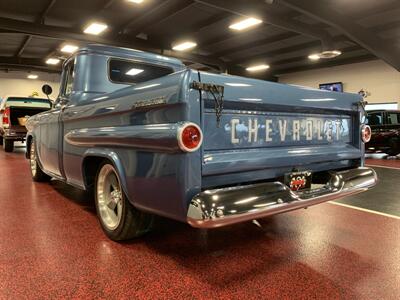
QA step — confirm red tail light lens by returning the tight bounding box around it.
[2,107,10,126]
[361,124,372,143]
[178,123,203,152]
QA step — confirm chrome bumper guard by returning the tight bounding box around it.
[187,167,377,228]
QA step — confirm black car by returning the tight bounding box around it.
[366,110,400,156]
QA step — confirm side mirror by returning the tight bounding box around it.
[42,84,53,96]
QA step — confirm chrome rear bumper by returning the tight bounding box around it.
[187,167,377,228]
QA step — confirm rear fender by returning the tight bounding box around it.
[82,149,129,200]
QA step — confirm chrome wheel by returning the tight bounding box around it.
[96,164,123,230]
[30,142,37,177]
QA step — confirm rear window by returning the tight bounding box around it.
[387,113,400,125]
[366,112,383,126]
[5,97,51,109]
[108,59,173,85]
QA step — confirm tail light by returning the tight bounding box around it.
[178,123,203,152]
[361,124,372,143]
[2,107,10,127]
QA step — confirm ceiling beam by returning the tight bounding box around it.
[101,0,117,10]
[38,0,57,24]
[276,0,400,71]
[0,16,226,70]
[275,54,377,75]
[194,0,336,50]
[15,35,32,57]
[271,45,363,66]
[0,57,61,73]
[230,35,349,67]
[212,32,298,58]
[119,0,194,36]
[15,0,58,58]
[149,11,232,48]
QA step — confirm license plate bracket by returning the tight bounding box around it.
[284,171,312,191]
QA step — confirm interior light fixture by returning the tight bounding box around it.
[126,68,144,76]
[127,0,144,3]
[246,64,270,72]
[308,54,321,60]
[229,17,262,31]
[308,50,342,60]
[83,22,108,35]
[46,58,61,65]
[319,50,342,58]
[27,74,38,79]
[61,44,79,53]
[172,41,197,51]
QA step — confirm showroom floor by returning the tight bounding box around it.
[0,145,399,299]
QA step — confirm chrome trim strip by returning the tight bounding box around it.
[187,167,378,228]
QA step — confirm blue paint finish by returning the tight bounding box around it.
[65,123,183,152]
[25,45,367,223]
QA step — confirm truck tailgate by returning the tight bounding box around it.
[198,72,362,187]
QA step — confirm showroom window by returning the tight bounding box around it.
[108,59,174,85]
[387,113,400,125]
[366,112,383,126]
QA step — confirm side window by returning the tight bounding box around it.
[366,113,383,126]
[108,59,173,85]
[387,113,400,125]
[62,60,75,96]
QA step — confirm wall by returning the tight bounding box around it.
[278,60,400,105]
[0,71,61,101]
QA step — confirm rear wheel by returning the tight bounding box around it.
[95,163,153,241]
[29,141,50,182]
[3,139,14,152]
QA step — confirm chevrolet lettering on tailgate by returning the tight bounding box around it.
[204,114,351,149]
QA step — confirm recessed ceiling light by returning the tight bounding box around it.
[127,0,144,3]
[126,68,144,76]
[319,50,342,58]
[229,17,262,31]
[61,44,79,53]
[246,64,270,72]
[46,58,61,65]
[308,54,321,60]
[83,22,108,35]
[308,50,342,60]
[27,74,38,79]
[172,41,197,51]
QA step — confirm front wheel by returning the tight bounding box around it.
[95,163,153,241]
[29,141,50,182]
[3,139,14,152]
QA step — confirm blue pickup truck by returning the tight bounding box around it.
[26,45,377,241]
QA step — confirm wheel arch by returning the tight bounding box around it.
[82,149,129,200]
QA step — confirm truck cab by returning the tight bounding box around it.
[26,44,377,241]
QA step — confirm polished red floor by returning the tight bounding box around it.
[0,146,399,299]
[366,158,400,169]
